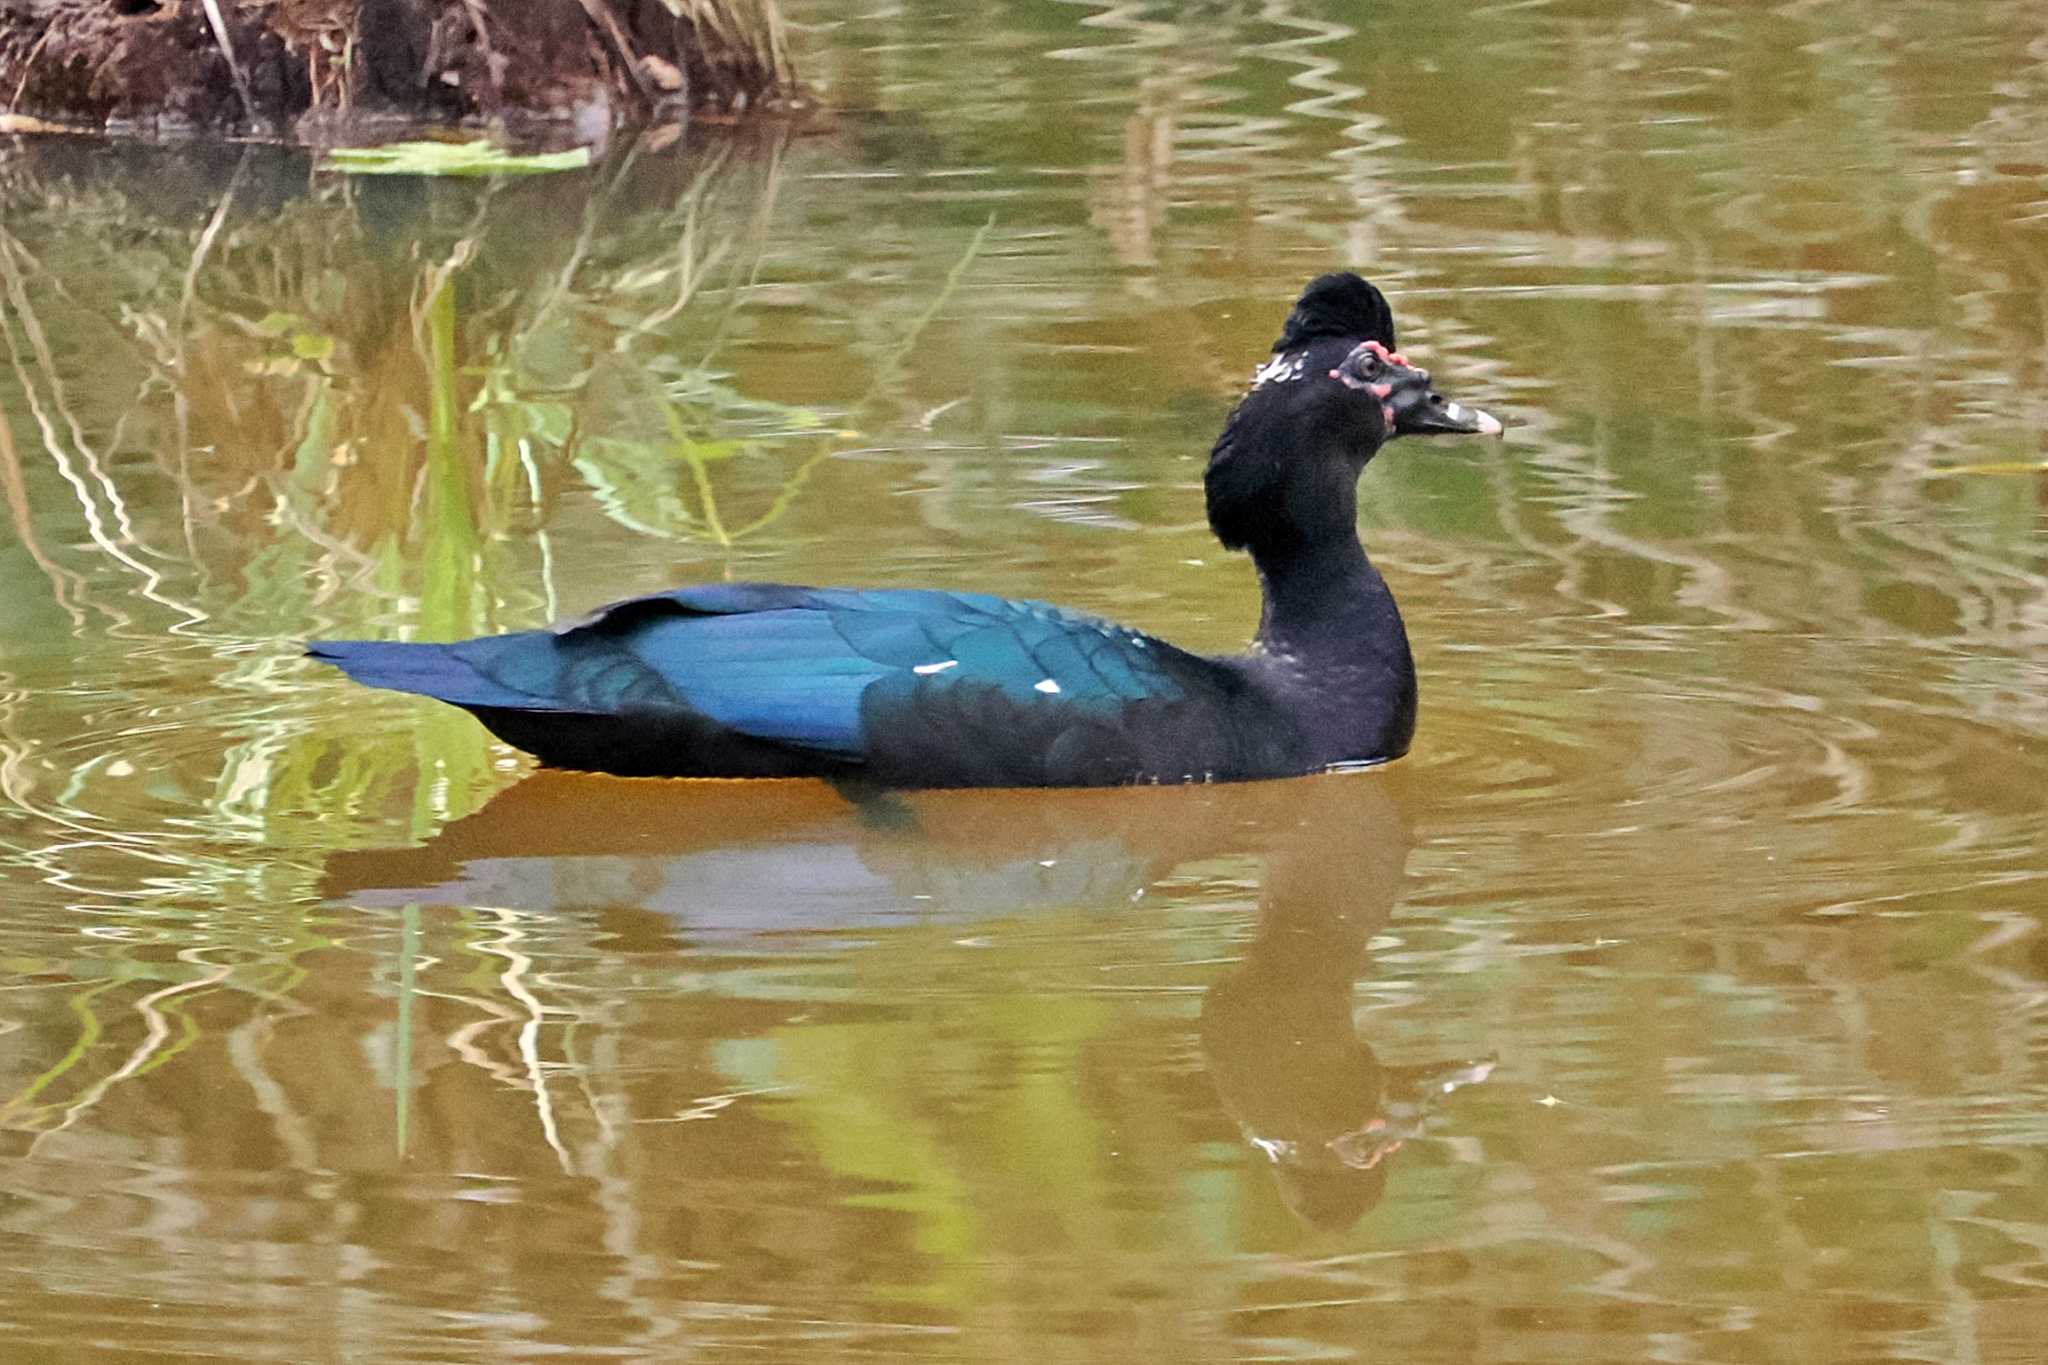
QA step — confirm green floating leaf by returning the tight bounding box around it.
[324,140,592,178]
[291,331,335,362]
[672,437,745,464]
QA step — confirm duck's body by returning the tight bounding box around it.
[310,274,1499,788]
[312,578,1402,787]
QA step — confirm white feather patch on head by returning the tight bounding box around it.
[1250,352,1307,389]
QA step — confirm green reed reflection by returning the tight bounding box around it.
[0,131,1009,857]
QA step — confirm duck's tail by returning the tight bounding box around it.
[306,638,549,711]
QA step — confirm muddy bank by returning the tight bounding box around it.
[0,0,799,142]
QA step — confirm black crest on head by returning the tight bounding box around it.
[1207,274,1401,555]
[1273,273,1396,353]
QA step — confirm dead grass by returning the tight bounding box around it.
[0,0,803,142]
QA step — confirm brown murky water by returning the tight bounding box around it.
[3,3,2047,1361]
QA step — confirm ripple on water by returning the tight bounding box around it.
[1,0,2047,1358]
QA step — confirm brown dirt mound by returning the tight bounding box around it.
[0,0,799,141]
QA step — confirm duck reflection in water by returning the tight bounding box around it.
[322,767,1491,1230]
[1195,776,1494,1229]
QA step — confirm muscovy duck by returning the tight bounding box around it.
[310,273,1501,787]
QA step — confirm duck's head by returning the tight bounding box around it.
[1206,273,1500,553]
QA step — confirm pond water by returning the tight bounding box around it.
[3,3,2046,1360]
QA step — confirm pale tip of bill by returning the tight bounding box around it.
[1463,404,1506,438]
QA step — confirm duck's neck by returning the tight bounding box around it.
[1245,530,1418,762]
[1250,532,1407,664]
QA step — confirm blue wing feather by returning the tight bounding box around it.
[312,582,1224,780]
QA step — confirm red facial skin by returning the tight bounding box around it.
[1330,338,1407,427]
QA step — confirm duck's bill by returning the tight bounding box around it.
[1391,389,1504,439]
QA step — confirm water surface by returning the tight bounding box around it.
[2,3,2046,1360]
